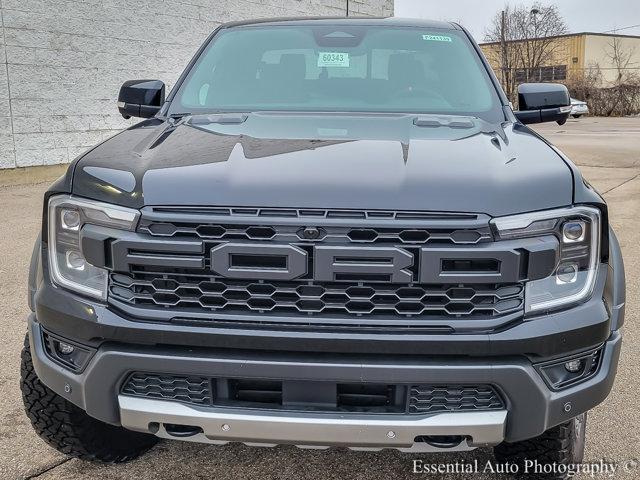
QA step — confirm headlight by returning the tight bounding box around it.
[47,195,139,300]
[492,206,601,314]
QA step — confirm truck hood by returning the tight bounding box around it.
[73,113,573,216]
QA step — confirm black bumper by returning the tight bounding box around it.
[28,315,621,443]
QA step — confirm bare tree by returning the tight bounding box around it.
[607,37,638,84]
[601,37,640,115]
[484,3,568,102]
[606,36,639,93]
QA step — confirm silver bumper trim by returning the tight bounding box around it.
[118,395,507,451]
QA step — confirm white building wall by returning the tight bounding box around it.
[0,0,393,169]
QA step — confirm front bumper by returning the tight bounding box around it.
[28,315,622,446]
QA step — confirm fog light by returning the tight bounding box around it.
[58,342,75,355]
[65,250,86,271]
[565,359,583,373]
[537,346,602,390]
[562,221,585,243]
[556,263,578,284]
[61,209,81,231]
[42,331,95,373]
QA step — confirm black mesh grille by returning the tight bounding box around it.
[110,272,524,319]
[408,385,504,413]
[138,220,492,246]
[121,373,212,405]
[107,208,526,327]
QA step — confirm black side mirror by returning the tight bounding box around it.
[514,83,571,125]
[117,80,165,119]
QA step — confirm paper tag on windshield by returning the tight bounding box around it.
[317,52,350,67]
[422,34,452,42]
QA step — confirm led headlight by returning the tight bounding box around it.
[48,195,139,300]
[492,206,601,314]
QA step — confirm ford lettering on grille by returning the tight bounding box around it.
[99,207,560,325]
[211,243,414,283]
[209,243,527,284]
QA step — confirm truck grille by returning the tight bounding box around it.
[106,207,527,328]
[408,385,504,413]
[111,272,524,318]
[121,373,212,405]
[121,372,505,413]
[138,219,492,245]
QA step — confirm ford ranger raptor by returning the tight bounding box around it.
[22,17,625,477]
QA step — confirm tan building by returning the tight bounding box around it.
[480,32,640,87]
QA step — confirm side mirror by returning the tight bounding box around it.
[117,80,165,119]
[514,83,571,125]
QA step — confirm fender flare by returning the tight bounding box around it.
[28,234,42,312]
[605,227,625,330]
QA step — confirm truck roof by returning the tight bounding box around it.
[220,16,460,31]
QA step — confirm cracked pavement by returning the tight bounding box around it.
[0,117,638,479]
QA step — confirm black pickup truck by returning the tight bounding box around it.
[22,17,624,477]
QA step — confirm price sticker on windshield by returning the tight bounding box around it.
[318,52,350,67]
[422,34,452,42]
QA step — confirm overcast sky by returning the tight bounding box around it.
[394,0,640,42]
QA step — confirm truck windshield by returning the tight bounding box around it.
[170,24,504,122]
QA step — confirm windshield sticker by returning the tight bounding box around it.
[317,52,350,67]
[422,34,452,42]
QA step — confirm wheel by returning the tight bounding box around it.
[494,414,586,479]
[20,333,158,463]
[572,114,582,119]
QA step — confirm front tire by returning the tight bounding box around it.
[572,114,582,118]
[494,414,586,479]
[20,334,158,463]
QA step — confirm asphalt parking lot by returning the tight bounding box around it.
[0,116,638,479]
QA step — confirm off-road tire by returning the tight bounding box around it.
[20,333,158,463]
[494,414,587,479]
